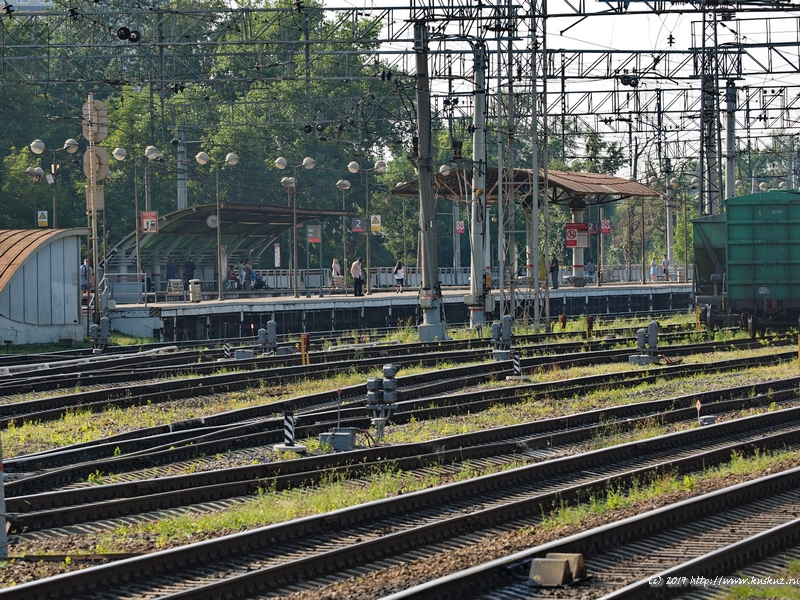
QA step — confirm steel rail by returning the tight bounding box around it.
[2,407,800,599]
[379,471,800,600]
[9,378,800,533]
[0,327,710,400]
[5,347,790,496]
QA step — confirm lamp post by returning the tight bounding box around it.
[29,138,79,228]
[143,145,162,211]
[336,179,351,296]
[111,146,162,298]
[275,156,316,298]
[347,159,386,294]
[24,166,44,227]
[196,150,239,301]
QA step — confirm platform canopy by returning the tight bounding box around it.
[105,203,350,272]
[391,168,660,207]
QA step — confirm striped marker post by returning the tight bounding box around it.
[283,411,295,447]
[512,352,522,377]
[273,411,306,453]
[224,342,231,359]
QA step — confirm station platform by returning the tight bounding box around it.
[107,281,693,341]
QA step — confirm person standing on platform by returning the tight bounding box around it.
[165,257,176,283]
[351,257,364,296]
[393,260,405,293]
[183,255,196,288]
[549,253,559,289]
[586,259,595,283]
[241,258,252,291]
[80,258,94,305]
[650,257,658,282]
[662,254,670,281]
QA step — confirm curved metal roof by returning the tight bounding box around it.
[392,168,660,206]
[106,203,350,271]
[0,228,89,290]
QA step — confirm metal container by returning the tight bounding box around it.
[725,190,800,312]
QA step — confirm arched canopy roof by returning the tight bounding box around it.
[392,168,660,207]
[106,203,350,271]
[0,228,89,290]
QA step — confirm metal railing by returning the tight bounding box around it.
[106,264,693,305]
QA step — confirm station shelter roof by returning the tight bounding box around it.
[0,228,89,290]
[106,203,350,272]
[391,168,659,207]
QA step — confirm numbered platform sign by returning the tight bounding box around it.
[351,217,366,232]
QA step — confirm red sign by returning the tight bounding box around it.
[566,223,589,248]
[307,225,321,243]
[601,219,611,234]
[141,211,158,234]
[455,220,465,234]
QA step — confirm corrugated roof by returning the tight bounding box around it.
[0,229,89,291]
[546,170,659,198]
[107,203,351,270]
[391,168,660,205]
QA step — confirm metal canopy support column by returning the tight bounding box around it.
[725,79,737,199]
[468,44,487,328]
[177,127,187,210]
[415,23,446,343]
[700,7,722,215]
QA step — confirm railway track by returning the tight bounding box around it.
[0,335,780,431]
[8,368,800,535]
[383,469,800,600]
[2,403,799,599]
[4,345,791,496]
[0,326,716,409]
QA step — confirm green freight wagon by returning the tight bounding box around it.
[694,189,800,332]
[726,190,800,319]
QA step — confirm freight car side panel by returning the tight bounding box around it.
[692,214,726,299]
[725,190,800,311]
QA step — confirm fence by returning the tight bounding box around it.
[106,263,693,305]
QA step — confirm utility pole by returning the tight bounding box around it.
[468,43,487,328]
[414,23,446,343]
[177,127,188,209]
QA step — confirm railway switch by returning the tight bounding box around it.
[320,389,359,451]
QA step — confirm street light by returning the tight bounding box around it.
[275,156,315,298]
[347,159,386,294]
[29,138,79,228]
[25,166,45,227]
[112,146,163,301]
[196,150,239,301]
[336,179,351,296]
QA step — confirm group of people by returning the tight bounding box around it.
[331,258,405,296]
[651,255,671,282]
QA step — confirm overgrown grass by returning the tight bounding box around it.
[0,359,489,457]
[724,559,800,599]
[89,445,798,554]
[537,448,797,531]
[93,457,529,553]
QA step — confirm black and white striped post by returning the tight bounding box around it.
[223,342,231,359]
[512,351,521,377]
[274,410,306,453]
[284,411,295,446]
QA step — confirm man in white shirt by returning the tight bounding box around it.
[350,258,363,296]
